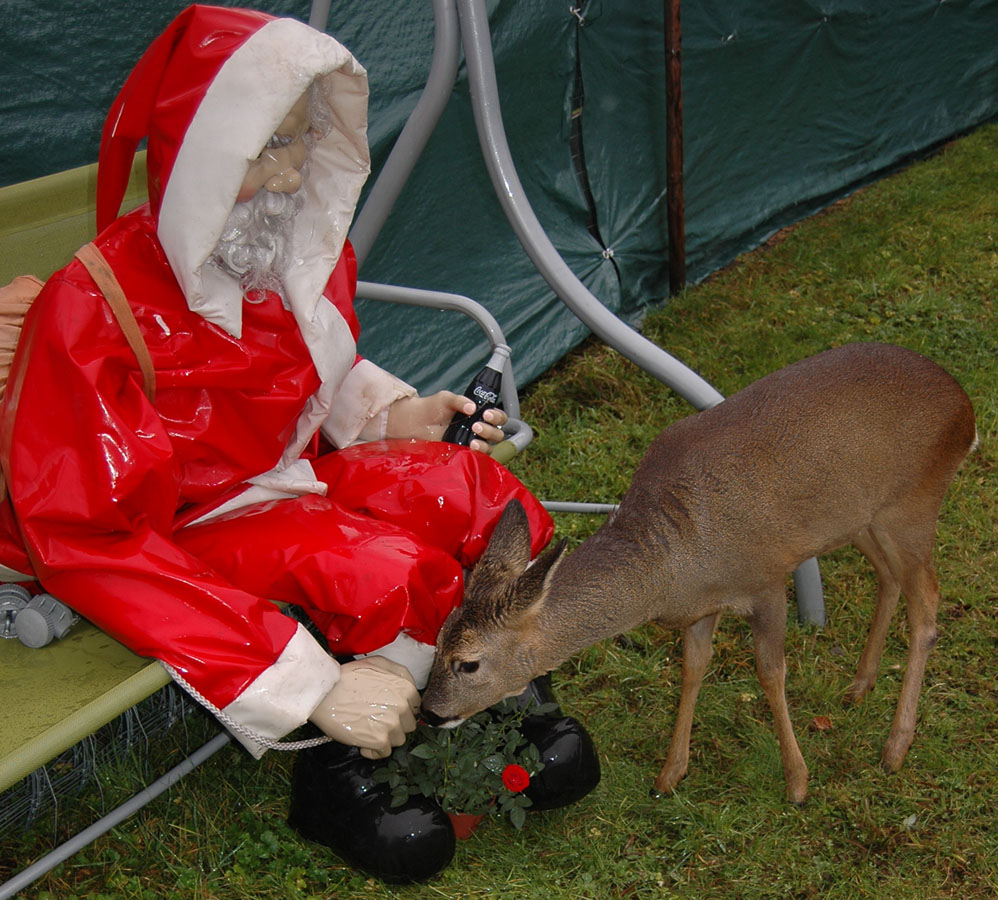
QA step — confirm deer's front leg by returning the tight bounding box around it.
[653,612,718,795]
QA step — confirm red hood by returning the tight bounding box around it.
[97,4,370,354]
[98,5,270,228]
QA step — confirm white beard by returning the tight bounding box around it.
[212,184,306,296]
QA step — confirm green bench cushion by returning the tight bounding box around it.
[0,622,168,792]
[0,152,148,285]
[0,154,157,794]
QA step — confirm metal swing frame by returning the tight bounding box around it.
[1,2,824,894]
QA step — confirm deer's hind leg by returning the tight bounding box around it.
[846,526,902,704]
[653,612,719,795]
[865,518,942,773]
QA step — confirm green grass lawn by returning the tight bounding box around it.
[4,122,996,899]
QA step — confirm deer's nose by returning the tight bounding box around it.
[420,708,458,728]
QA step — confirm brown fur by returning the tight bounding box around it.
[422,343,977,803]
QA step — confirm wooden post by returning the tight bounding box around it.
[664,0,686,294]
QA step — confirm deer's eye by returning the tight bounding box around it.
[454,660,480,675]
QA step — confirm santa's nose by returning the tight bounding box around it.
[237,139,308,202]
[265,167,303,194]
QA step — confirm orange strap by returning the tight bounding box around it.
[74,242,156,403]
[0,246,156,505]
[0,275,44,504]
[0,275,44,399]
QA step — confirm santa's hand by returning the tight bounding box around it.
[386,392,507,453]
[309,656,420,759]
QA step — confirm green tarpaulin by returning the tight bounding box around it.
[2,0,995,393]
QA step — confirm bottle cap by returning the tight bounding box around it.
[485,343,511,368]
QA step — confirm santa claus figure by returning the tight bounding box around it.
[0,4,599,883]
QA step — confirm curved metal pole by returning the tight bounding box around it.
[455,0,824,625]
[793,558,825,626]
[349,0,462,268]
[356,280,521,419]
[455,0,723,412]
[307,0,332,30]
[543,501,618,514]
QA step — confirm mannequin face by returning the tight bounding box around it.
[237,93,311,203]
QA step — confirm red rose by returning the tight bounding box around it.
[502,764,530,793]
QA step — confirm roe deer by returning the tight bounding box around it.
[421,342,977,803]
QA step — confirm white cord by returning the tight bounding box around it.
[164,663,331,752]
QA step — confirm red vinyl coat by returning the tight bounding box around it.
[0,7,553,751]
[0,213,552,715]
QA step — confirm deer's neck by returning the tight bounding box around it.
[533,531,665,671]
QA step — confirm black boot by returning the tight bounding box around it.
[288,737,455,884]
[515,675,601,811]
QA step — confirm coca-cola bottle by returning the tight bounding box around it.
[442,343,511,446]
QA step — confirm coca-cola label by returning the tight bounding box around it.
[472,385,498,405]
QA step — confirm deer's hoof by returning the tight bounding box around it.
[785,774,809,806]
[653,761,687,797]
[880,749,905,774]
[649,775,681,800]
[843,683,872,707]
[881,732,913,773]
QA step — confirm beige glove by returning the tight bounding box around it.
[385,392,507,450]
[308,656,420,759]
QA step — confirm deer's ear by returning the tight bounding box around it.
[514,538,567,614]
[468,499,534,590]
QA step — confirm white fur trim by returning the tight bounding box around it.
[221,624,340,758]
[357,408,390,442]
[356,633,437,690]
[247,457,327,498]
[321,359,417,448]
[185,459,329,527]
[283,384,339,468]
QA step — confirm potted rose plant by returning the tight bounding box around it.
[373,696,554,835]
